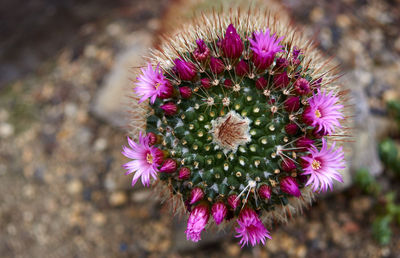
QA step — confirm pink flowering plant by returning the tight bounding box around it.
[122,9,348,247]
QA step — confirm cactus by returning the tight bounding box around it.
[121,8,348,247]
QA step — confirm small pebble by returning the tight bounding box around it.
[109,191,128,207]
[0,123,14,138]
[67,180,83,195]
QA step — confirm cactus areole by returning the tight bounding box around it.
[122,9,347,247]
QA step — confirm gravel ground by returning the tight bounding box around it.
[0,0,399,257]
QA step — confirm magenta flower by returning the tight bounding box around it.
[301,138,345,192]
[235,208,271,247]
[280,177,301,197]
[211,202,227,225]
[135,63,171,104]
[249,29,283,70]
[174,58,197,81]
[193,39,210,62]
[122,132,164,187]
[189,188,204,204]
[303,90,344,136]
[221,24,244,59]
[185,204,210,242]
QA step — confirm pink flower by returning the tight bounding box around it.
[174,58,197,81]
[193,39,210,62]
[249,29,283,70]
[135,63,171,104]
[122,132,164,187]
[280,177,301,197]
[258,185,271,200]
[301,138,345,192]
[303,90,344,136]
[211,202,227,225]
[185,204,209,242]
[189,188,204,204]
[221,24,244,59]
[235,208,271,247]
[159,158,177,173]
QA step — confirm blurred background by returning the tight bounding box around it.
[1,0,400,257]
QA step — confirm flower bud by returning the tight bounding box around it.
[281,159,296,172]
[295,137,314,149]
[201,78,211,89]
[275,57,289,69]
[147,132,157,145]
[178,167,191,180]
[159,81,174,99]
[185,204,209,242]
[258,185,271,199]
[211,202,227,225]
[221,24,244,59]
[189,187,204,204]
[160,102,178,116]
[174,58,197,81]
[224,79,233,88]
[193,39,210,62]
[228,194,241,210]
[210,57,225,74]
[235,60,249,76]
[285,123,298,135]
[273,72,289,88]
[284,96,300,112]
[179,86,192,99]
[280,177,301,197]
[255,77,267,90]
[159,158,177,173]
[294,78,311,95]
